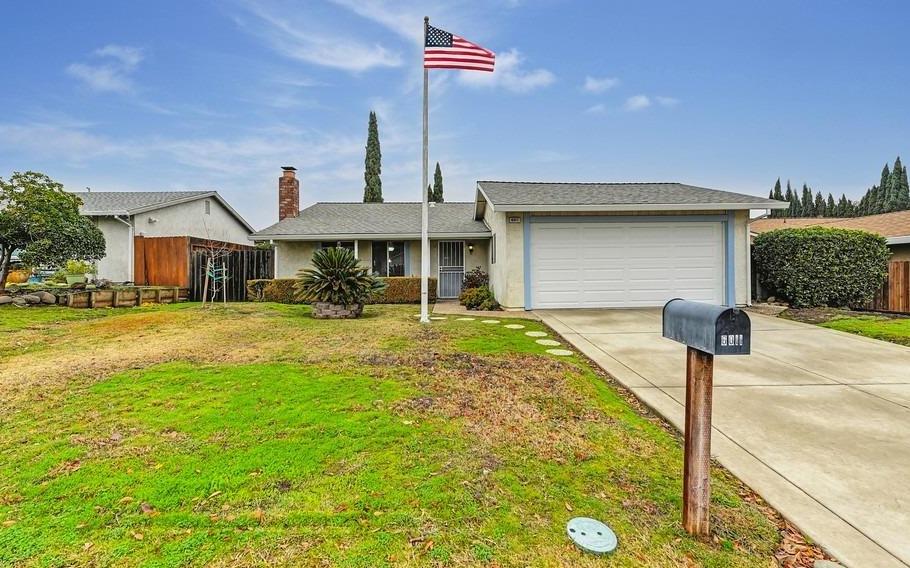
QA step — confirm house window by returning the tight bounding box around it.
[204,200,211,215]
[371,241,405,276]
[319,241,355,251]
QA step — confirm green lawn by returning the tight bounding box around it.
[819,314,910,346]
[0,303,798,567]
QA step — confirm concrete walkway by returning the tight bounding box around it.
[536,308,910,568]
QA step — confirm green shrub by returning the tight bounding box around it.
[246,279,299,303]
[753,227,890,308]
[367,277,437,304]
[295,248,386,306]
[462,268,489,290]
[459,286,500,311]
[247,277,437,304]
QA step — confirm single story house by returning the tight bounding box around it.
[254,167,786,309]
[750,210,910,261]
[76,191,253,282]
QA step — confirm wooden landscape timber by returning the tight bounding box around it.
[63,287,186,309]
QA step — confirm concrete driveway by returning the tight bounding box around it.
[536,308,910,568]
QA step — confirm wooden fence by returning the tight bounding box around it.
[134,236,190,288]
[189,248,274,301]
[869,261,910,314]
[64,287,186,309]
[133,237,270,302]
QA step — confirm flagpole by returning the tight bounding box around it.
[419,15,431,324]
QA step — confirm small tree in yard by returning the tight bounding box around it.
[0,171,105,290]
[295,247,386,318]
[753,227,890,308]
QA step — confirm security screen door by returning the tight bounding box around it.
[437,241,465,298]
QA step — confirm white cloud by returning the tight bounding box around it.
[327,0,425,43]
[585,103,607,115]
[66,63,133,93]
[655,96,680,107]
[624,95,651,111]
[234,2,402,72]
[66,44,145,93]
[583,76,619,93]
[457,49,554,93]
[94,44,144,68]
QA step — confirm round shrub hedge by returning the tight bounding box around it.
[752,227,890,308]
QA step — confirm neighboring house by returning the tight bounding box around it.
[254,167,785,309]
[76,191,253,282]
[750,210,910,261]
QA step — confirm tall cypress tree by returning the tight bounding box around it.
[363,111,383,203]
[874,164,891,214]
[785,181,799,217]
[813,191,825,217]
[899,165,910,210]
[836,194,849,217]
[801,184,814,217]
[431,162,444,202]
[770,178,784,218]
[888,157,904,211]
[825,193,836,217]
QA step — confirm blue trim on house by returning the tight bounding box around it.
[725,211,736,306]
[523,215,532,310]
[528,214,729,224]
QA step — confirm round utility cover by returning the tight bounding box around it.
[566,517,617,555]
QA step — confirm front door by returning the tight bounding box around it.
[437,241,465,299]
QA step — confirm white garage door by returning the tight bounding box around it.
[530,221,725,309]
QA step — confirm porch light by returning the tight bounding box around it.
[388,245,395,252]
[468,243,474,253]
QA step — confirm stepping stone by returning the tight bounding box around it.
[536,339,561,346]
[481,319,500,324]
[546,349,573,356]
[504,324,525,329]
[525,331,548,337]
[456,317,476,321]
[430,316,447,320]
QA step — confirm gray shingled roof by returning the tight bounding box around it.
[73,190,254,232]
[254,202,490,238]
[73,191,216,215]
[476,181,785,208]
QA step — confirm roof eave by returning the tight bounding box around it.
[250,231,492,241]
[489,202,789,212]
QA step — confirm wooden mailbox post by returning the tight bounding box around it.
[662,299,751,536]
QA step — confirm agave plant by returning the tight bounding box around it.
[294,247,386,306]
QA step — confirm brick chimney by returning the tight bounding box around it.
[278,166,299,221]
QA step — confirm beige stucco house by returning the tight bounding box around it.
[76,191,253,282]
[254,167,786,309]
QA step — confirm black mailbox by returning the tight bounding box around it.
[662,299,751,356]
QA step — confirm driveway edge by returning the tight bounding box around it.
[536,311,908,568]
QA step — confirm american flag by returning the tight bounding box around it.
[424,24,495,72]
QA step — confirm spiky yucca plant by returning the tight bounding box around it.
[294,247,386,306]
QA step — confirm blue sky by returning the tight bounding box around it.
[1,0,908,229]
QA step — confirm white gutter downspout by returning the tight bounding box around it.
[270,239,277,277]
[113,214,134,282]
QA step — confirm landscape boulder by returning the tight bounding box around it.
[11,297,27,307]
[37,291,57,304]
[0,295,12,305]
[22,294,42,305]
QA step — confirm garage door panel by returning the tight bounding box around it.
[530,220,724,308]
